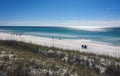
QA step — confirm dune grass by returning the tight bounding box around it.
[0,40,119,62]
[0,40,120,76]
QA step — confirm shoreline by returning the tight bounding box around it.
[0,32,120,58]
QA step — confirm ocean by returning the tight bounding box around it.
[0,26,120,46]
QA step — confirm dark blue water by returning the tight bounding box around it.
[0,26,120,46]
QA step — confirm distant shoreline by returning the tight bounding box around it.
[0,32,120,58]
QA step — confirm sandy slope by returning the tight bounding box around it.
[0,33,120,58]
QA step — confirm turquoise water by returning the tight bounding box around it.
[0,26,120,46]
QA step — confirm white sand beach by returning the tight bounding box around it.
[0,32,120,58]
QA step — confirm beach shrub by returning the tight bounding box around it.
[105,64,120,76]
[3,56,9,61]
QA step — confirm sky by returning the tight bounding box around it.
[0,0,120,28]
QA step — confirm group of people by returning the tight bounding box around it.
[10,32,24,36]
[81,44,87,49]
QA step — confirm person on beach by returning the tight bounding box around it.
[84,45,87,49]
[10,32,23,36]
[81,45,84,48]
[81,45,87,49]
[59,38,61,40]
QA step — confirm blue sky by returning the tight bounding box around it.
[0,0,120,27]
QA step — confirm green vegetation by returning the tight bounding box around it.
[0,40,120,76]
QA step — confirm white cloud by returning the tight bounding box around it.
[0,20,120,28]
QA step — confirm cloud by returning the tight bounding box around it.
[0,20,120,28]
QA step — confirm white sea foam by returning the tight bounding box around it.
[26,32,77,38]
[65,26,108,32]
